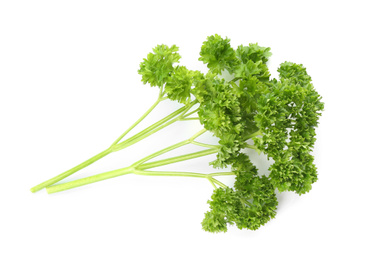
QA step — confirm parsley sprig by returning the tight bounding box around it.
[31,34,323,233]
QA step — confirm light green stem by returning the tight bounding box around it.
[182,107,199,118]
[209,172,235,177]
[131,140,190,167]
[134,171,231,188]
[31,100,198,193]
[244,130,262,140]
[131,128,208,167]
[208,178,217,189]
[113,115,185,152]
[46,147,220,193]
[112,104,191,151]
[112,101,197,151]
[191,141,219,149]
[47,168,233,194]
[181,117,200,121]
[30,148,112,193]
[188,128,207,141]
[137,148,218,170]
[244,143,261,153]
[111,89,164,146]
[47,167,133,193]
[134,170,207,178]
[210,178,227,188]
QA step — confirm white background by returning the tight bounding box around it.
[1,0,367,259]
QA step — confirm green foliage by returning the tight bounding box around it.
[192,73,242,138]
[165,66,195,104]
[234,60,271,82]
[278,61,312,86]
[203,154,278,232]
[33,34,323,234]
[254,62,324,194]
[134,34,323,232]
[236,43,272,64]
[136,35,323,231]
[196,37,322,230]
[192,73,257,168]
[199,34,239,74]
[138,44,181,87]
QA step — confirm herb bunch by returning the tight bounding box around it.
[31,34,323,233]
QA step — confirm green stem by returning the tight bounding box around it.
[137,148,218,170]
[134,171,231,189]
[131,128,208,167]
[112,105,188,151]
[113,114,186,152]
[244,143,261,154]
[43,103,212,194]
[134,170,230,188]
[182,107,199,118]
[188,128,207,141]
[112,100,197,152]
[208,178,217,189]
[134,170,207,178]
[209,172,235,177]
[30,147,112,193]
[190,141,219,149]
[47,167,133,194]
[46,148,219,193]
[180,117,200,121]
[31,101,196,193]
[244,130,262,140]
[111,89,164,146]
[47,168,234,194]
[131,140,189,167]
[211,178,227,188]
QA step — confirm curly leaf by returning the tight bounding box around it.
[199,34,239,74]
[138,44,181,87]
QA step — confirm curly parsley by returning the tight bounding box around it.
[31,34,323,233]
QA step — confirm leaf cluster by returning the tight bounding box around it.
[138,44,181,88]
[196,37,273,168]
[138,44,203,105]
[138,35,324,232]
[202,154,278,232]
[254,62,324,194]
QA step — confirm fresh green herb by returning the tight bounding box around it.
[31,34,323,233]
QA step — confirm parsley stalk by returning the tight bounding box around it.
[30,96,197,193]
[46,129,227,194]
